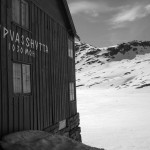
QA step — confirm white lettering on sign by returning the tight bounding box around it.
[3,27,9,38]
[0,25,49,57]
[10,30,15,41]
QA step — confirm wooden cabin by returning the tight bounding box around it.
[0,0,81,141]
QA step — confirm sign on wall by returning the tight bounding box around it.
[0,25,49,57]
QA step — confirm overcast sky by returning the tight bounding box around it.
[67,0,150,47]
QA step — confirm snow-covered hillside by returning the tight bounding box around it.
[75,41,150,150]
[75,41,150,89]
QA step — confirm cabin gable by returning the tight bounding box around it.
[32,0,75,35]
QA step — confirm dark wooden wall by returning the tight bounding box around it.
[0,0,77,138]
[33,0,67,26]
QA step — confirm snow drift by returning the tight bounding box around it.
[0,131,104,150]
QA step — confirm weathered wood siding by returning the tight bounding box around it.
[32,0,67,26]
[0,0,77,138]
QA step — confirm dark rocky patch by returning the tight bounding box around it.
[87,60,98,65]
[76,61,80,64]
[86,49,101,55]
[136,83,150,89]
[76,84,85,87]
[136,61,141,64]
[124,72,131,75]
[89,82,101,87]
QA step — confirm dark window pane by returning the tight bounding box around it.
[13,63,22,93]
[12,0,20,24]
[71,41,73,58]
[22,64,31,93]
[21,0,29,28]
[69,83,72,100]
[68,40,71,57]
[68,40,74,58]
[72,83,75,100]
[69,82,75,101]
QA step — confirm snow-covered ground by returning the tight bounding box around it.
[0,130,104,150]
[77,88,150,150]
[76,41,150,150]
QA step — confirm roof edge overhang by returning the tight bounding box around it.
[62,0,78,37]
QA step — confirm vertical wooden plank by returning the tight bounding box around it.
[56,23,59,123]
[49,19,54,125]
[54,20,57,123]
[38,8,43,130]
[61,27,65,119]
[23,96,30,130]
[19,96,24,131]
[30,95,34,130]
[45,13,49,127]
[63,30,67,118]
[58,25,63,121]
[31,3,38,130]
[41,11,47,129]
[13,97,19,132]
[51,20,55,123]
[12,24,17,61]
[51,22,54,123]
[61,28,65,119]
[48,17,53,126]
[0,0,2,137]
[35,5,40,130]
[56,23,58,121]
[1,0,8,136]
[29,2,34,131]
[28,2,32,64]
[45,14,48,127]
[58,25,61,121]
[53,21,58,123]
[17,28,21,62]
[21,29,26,63]
[55,22,58,122]
[7,0,14,134]
[61,27,64,119]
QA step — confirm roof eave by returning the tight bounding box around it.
[62,0,77,36]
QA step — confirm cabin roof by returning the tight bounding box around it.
[31,0,78,39]
[62,0,79,39]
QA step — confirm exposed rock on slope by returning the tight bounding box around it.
[75,41,150,89]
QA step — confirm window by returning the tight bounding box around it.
[22,64,31,93]
[13,63,31,94]
[69,82,75,101]
[12,0,29,29]
[59,120,66,130]
[13,63,22,93]
[68,39,74,58]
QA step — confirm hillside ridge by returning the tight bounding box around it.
[75,41,150,89]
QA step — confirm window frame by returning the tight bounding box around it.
[12,0,30,29]
[69,82,75,101]
[59,120,67,130]
[13,62,32,95]
[68,39,74,58]
[13,63,22,94]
